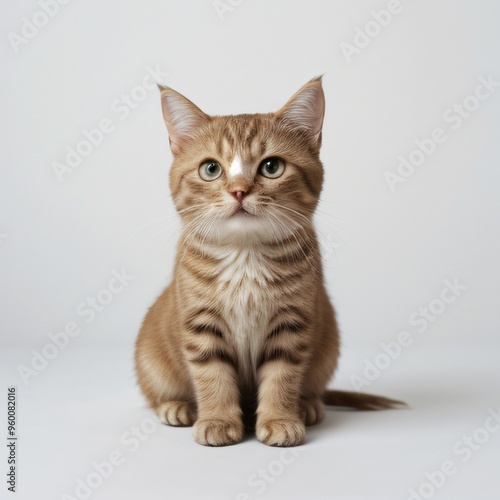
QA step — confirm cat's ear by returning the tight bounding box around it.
[158,85,209,154]
[276,76,325,146]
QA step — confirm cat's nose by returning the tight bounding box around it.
[230,190,246,202]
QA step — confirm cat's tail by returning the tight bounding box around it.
[322,390,406,410]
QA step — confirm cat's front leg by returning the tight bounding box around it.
[186,342,244,446]
[255,337,310,447]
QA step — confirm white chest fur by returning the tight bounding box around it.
[214,246,275,384]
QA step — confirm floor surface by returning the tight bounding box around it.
[1,345,499,500]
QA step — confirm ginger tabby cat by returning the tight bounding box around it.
[135,77,403,447]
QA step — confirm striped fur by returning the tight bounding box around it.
[135,78,403,447]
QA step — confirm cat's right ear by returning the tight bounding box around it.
[158,85,209,155]
[276,77,325,148]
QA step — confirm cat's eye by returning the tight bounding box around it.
[199,161,222,181]
[259,158,285,179]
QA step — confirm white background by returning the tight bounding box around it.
[1,1,499,499]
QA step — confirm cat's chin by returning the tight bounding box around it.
[232,210,253,220]
[215,214,291,245]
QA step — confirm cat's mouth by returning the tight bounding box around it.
[232,205,253,218]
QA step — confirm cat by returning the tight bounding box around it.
[135,77,404,447]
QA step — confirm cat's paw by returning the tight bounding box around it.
[156,401,196,427]
[256,418,306,447]
[193,419,244,446]
[300,398,325,426]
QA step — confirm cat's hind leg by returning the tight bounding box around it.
[135,314,196,427]
[300,397,325,426]
[136,345,197,427]
[300,287,340,427]
[156,400,197,426]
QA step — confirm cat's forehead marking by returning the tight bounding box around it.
[228,154,244,178]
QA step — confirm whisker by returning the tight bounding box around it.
[131,215,180,238]
[265,209,316,264]
[261,202,312,224]
[315,208,346,225]
[257,200,349,280]
[131,204,211,238]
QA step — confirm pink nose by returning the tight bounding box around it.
[231,190,246,202]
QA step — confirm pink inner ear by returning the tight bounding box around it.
[160,89,209,153]
[279,81,325,143]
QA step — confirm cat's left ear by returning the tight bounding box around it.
[276,76,325,147]
[158,85,210,155]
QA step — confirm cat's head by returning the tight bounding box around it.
[159,77,325,244]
